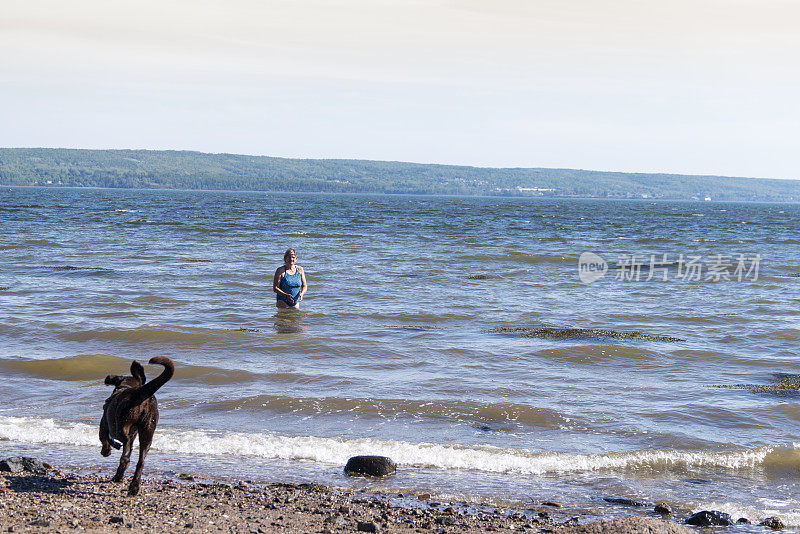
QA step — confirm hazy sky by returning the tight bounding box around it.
[3,0,799,178]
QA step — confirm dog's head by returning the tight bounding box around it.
[104,361,146,391]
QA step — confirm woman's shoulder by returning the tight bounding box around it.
[297,265,305,273]
[275,265,287,275]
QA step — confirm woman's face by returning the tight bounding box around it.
[285,253,297,267]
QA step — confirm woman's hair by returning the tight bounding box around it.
[284,248,297,261]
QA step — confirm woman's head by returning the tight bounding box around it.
[284,248,297,264]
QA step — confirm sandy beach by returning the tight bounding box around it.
[0,461,705,534]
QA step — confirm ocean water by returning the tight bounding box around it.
[1,187,799,526]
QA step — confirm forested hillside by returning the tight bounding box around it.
[1,148,798,201]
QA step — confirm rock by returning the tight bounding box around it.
[109,516,125,524]
[30,519,51,527]
[344,456,396,478]
[760,517,786,530]
[356,520,379,532]
[685,510,732,527]
[541,501,561,507]
[603,497,646,507]
[654,502,672,515]
[737,517,751,524]
[324,514,348,528]
[0,457,47,475]
[554,516,695,533]
[435,516,457,526]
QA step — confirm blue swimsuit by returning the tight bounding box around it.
[277,269,302,306]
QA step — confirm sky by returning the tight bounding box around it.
[2,0,799,179]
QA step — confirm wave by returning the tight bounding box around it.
[61,325,261,346]
[284,231,363,239]
[1,415,796,476]
[0,354,259,385]
[197,396,568,428]
[51,266,114,274]
[459,253,572,265]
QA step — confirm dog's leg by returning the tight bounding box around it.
[99,412,112,457]
[127,427,153,496]
[112,429,135,483]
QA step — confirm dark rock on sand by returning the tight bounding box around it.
[603,497,646,507]
[654,502,672,515]
[685,510,732,527]
[344,456,396,478]
[737,517,751,524]
[760,517,786,530]
[555,516,695,533]
[0,457,47,475]
[356,520,379,532]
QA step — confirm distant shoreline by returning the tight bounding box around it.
[2,147,798,202]
[4,184,799,204]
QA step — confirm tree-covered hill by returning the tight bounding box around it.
[1,147,798,201]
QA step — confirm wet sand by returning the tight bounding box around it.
[0,468,697,533]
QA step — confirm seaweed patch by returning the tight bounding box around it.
[711,374,800,395]
[489,326,683,342]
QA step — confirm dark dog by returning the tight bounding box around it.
[100,356,174,496]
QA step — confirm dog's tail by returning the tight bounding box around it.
[133,356,174,404]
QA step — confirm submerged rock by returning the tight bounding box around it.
[344,456,396,478]
[489,326,683,342]
[685,510,732,527]
[760,517,786,531]
[654,502,672,515]
[0,457,47,475]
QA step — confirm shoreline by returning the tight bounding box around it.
[1,461,703,534]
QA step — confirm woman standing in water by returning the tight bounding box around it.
[274,248,307,308]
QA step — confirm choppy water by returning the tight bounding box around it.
[2,187,800,526]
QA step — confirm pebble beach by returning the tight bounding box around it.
[0,464,701,534]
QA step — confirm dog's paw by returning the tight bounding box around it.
[127,482,140,496]
[101,445,111,457]
[111,474,124,483]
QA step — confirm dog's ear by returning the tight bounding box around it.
[130,361,146,385]
[105,375,123,386]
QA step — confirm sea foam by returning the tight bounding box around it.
[1,415,796,476]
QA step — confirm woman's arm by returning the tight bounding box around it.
[297,266,308,301]
[273,267,294,303]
